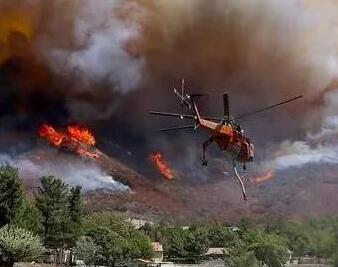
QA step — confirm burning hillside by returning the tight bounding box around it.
[150,152,174,180]
[38,124,101,159]
[34,123,186,218]
[250,170,275,184]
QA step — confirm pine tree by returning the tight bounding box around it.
[35,176,70,248]
[0,165,24,227]
[11,198,42,235]
[67,186,83,248]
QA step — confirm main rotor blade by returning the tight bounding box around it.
[223,93,230,120]
[149,111,221,121]
[160,125,195,132]
[203,116,220,121]
[235,95,303,120]
[149,111,193,119]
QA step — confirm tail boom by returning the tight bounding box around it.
[190,95,224,134]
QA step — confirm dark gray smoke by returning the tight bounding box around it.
[0,0,338,189]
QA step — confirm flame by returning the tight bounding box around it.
[38,123,100,159]
[67,125,95,146]
[150,152,174,180]
[38,124,64,147]
[250,169,274,184]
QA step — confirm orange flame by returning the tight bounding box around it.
[250,169,274,184]
[39,124,95,147]
[67,125,95,146]
[150,152,174,180]
[38,124,64,147]
[38,123,100,159]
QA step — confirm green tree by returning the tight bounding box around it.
[162,228,186,258]
[140,223,162,242]
[271,218,338,260]
[225,238,258,267]
[333,252,338,267]
[11,198,42,235]
[84,212,153,264]
[208,225,233,247]
[247,230,288,267]
[161,226,210,260]
[293,234,310,260]
[224,228,287,267]
[275,221,311,260]
[85,212,133,236]
[127,231,153,259]
[186,226,209,256]
[227,251,259,267]
[87,226,127,267]
[67,186,83,248]
[35,176,70,248]
[0,166,24,227]
[75,236,99,266]
[311,230,335,258]
[0,225,44,267]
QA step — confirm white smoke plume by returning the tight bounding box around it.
[0,152,130,192]
[263,140,338,170]
[264,90,338,171]
[39,0,145,93]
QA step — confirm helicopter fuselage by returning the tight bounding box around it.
[197,117,254,163]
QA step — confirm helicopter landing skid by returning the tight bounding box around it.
[232,160,248,201]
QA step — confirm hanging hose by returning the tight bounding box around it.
[233,162,248,201]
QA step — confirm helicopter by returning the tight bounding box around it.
[149,79,303,200]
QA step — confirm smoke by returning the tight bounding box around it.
[138,0,338,177]
[0,0,146,124]
[1,0,338,183]
[1,0,337,125]
[263,141,338,170]
[0,151,130,192]
[263,111,338,171]
[41,0,145,92]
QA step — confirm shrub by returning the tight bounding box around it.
[0,225,44,267]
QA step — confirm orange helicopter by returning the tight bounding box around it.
[150,79,302,200]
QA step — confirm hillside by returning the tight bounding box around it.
[15,146,338,222]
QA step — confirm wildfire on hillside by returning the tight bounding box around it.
[250,169,275,184]
[38,124,101,159]
[67,125,95,146]
[150,152,174,180]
